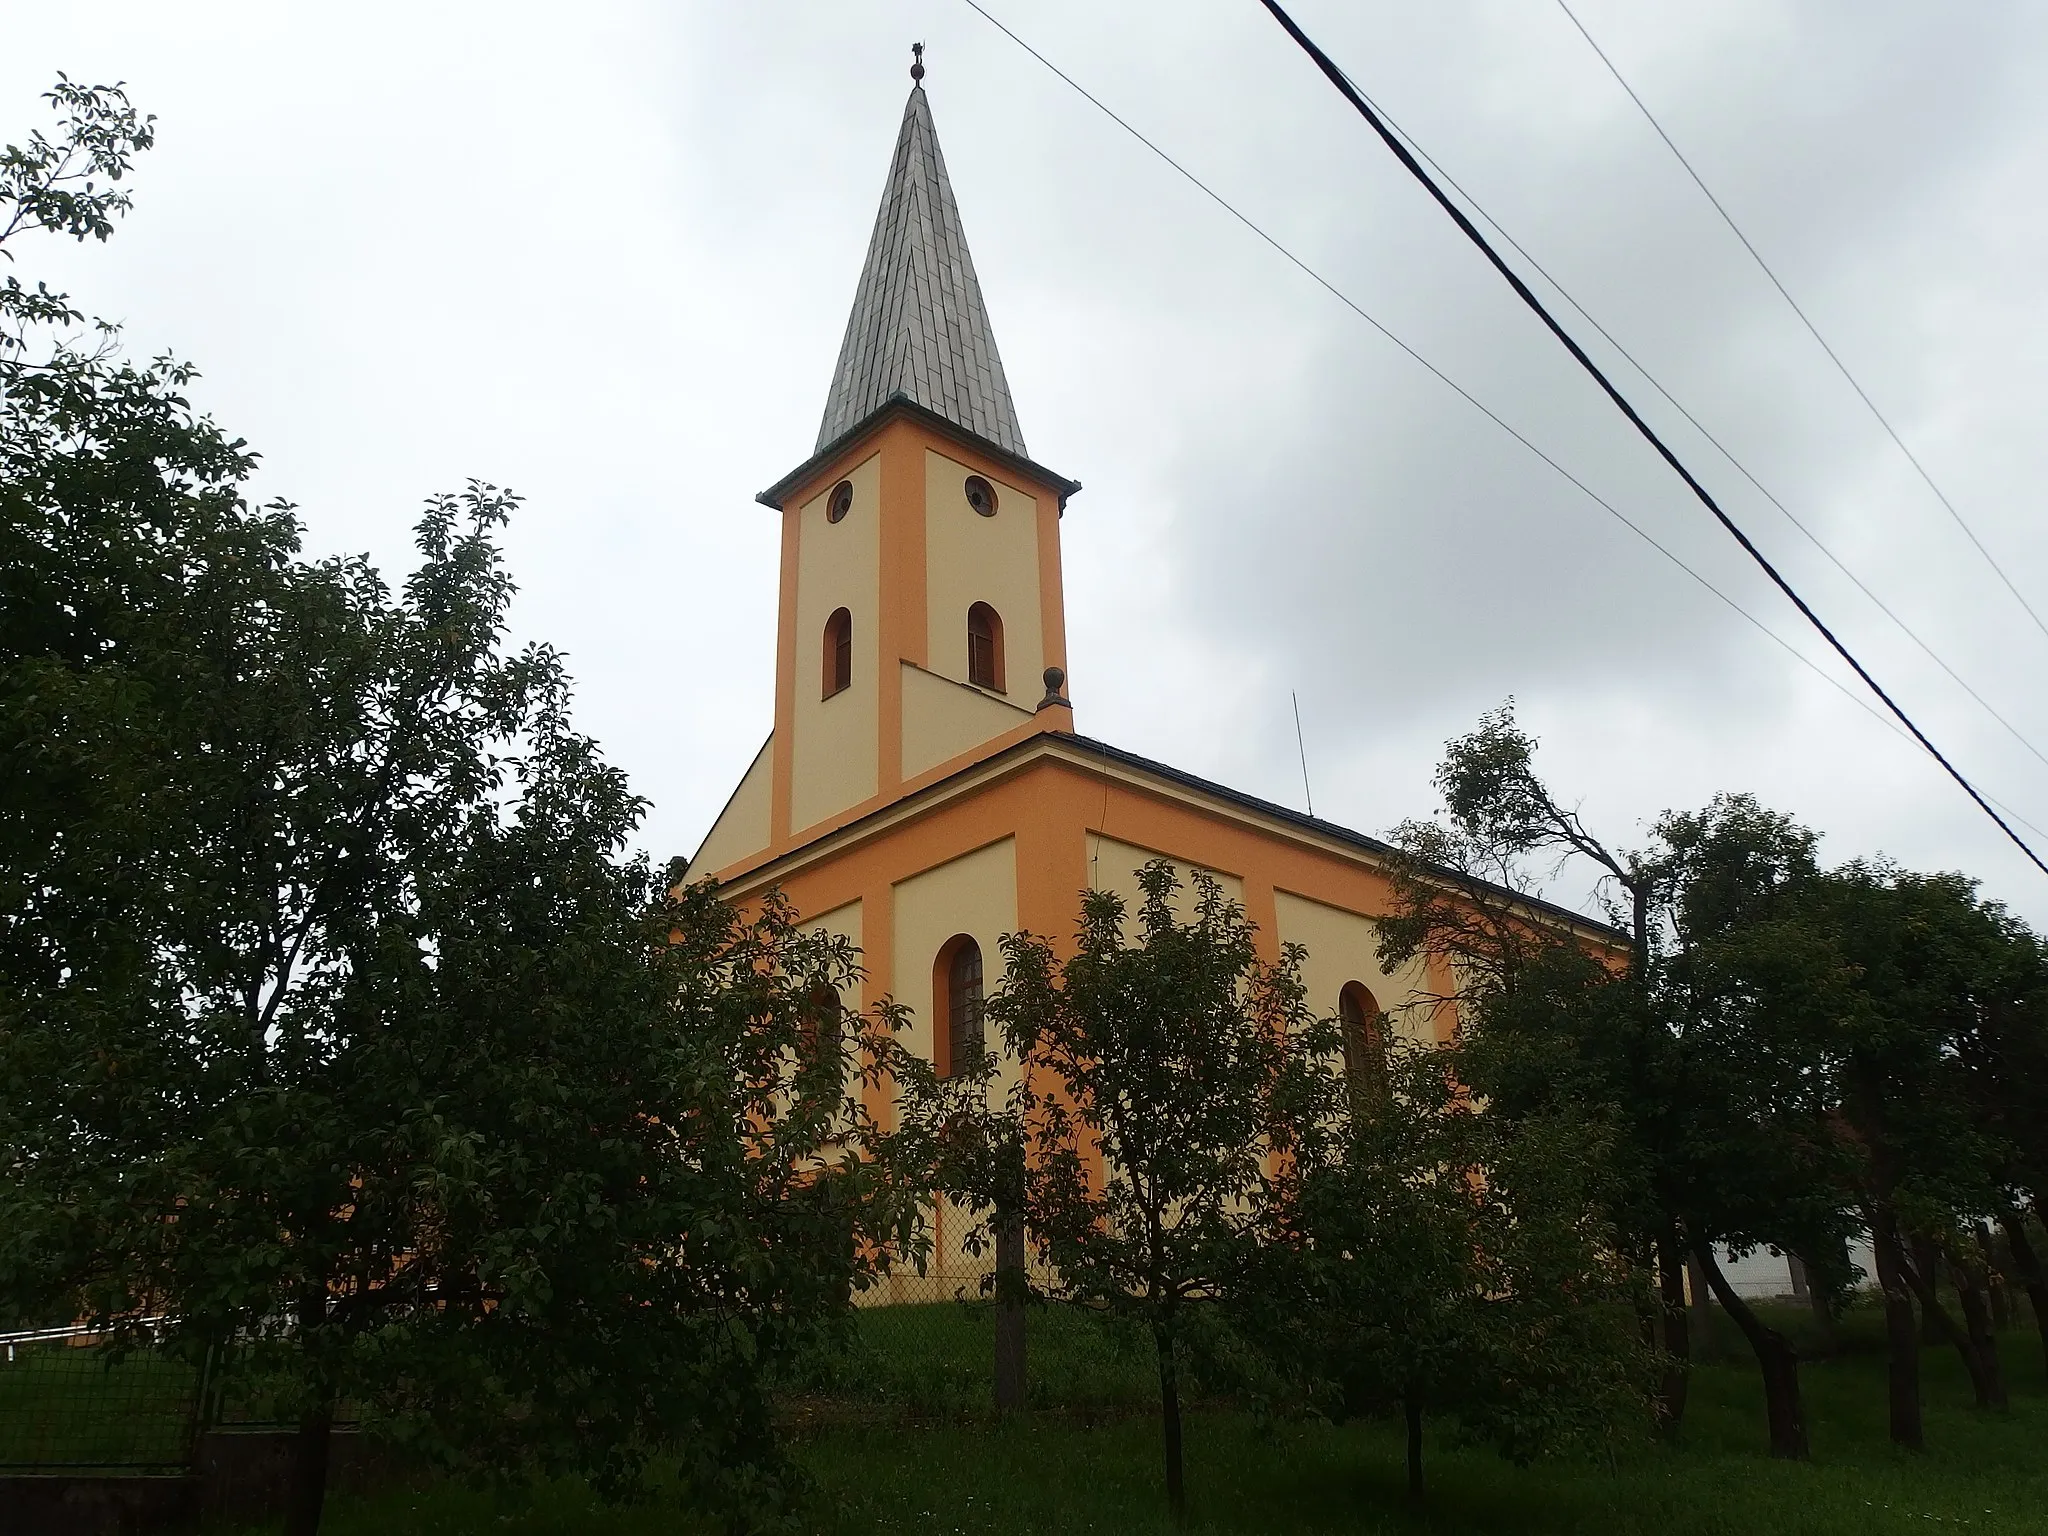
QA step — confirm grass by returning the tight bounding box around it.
[221,1301,2047,1536]
[784,1296,1159,1418]
[0,1343,203,1468]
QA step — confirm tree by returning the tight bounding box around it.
[1378,706,1852,1459]
[1952,907,2048,1381]
[0,79,915,1534]
[903,861,1317,1526]
[0,73,152,362]
[1238,1040,1652,1503]
[1786,863,2032,1440]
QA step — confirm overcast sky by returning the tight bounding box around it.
[8,1,2047,926]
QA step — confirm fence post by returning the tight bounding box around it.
[993,1209,1027,1414]
[186,1337,220,1467]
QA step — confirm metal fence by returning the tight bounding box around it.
[0,1319,369,1473]
[0,1320,207,1471]
[0,1285,1134,1474]
[24,1263,2008,1475]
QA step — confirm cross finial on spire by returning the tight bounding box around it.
[910,42,925,83]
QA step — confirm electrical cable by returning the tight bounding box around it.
[1345,84,2048,779]
[1554,0,2048,649]
[1252,0,2047,877]
[950,1,2048,852]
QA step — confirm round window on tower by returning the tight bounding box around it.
[826,480,854,523]
[964,474,998,518]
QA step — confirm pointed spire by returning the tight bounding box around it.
[816,72,1027,457]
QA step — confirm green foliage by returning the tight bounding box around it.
[1381,709,1854,1269]
[1793,862,2040,1226]
[1377,702,2048,1452]
[1239,1041,1654,1487]
[233,1325,2048,1535]
[0,75,154,355]
[1376,706,1850,1455]
[0,75,917,1529]
[892,860,1325,1521]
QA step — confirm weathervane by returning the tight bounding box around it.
[910,41,925,82]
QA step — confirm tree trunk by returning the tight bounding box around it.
[1656,1235,1690,1436]
[283,1394,334,1536]
[1153,1322,1186,1527]
[1982,1236,2015,1327]
[1897,1240,2004,1410]
[1786,1253,1809,1300]
[1995,1202,2048,1378]
[1941,1253,2007,1417]
[1982,1228,2015,1335]
[1685,1252,1718,1361]
[1694,1242,1807,1459]
[993,1210,1027,1415]
[284,1290,335,1536]
[1951,1260,2009,1410]
[1805,1273,1839,1353]
[1797,1242,1843,1353]
[1912,1234,1944,1344]
[1629,1238,1658,1353]
[1403,1385,1425,1502]
[1871,1216,1924,1450]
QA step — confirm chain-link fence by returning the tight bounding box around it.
[0,1321,207,1471]
[2,1285,1151,1476]
[0,1318,372,1474]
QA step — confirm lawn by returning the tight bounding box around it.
[226,1301,2046,1536]
[0,1341,202,1469]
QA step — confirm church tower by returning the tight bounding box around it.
[697,69,1082,874]
[690,61,1607,1207]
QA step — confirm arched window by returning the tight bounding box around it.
[967,602,1004,691]
[935,935,984,1076]
[1339,981,1386,1098]
[822,607,852,698]
[799,982,841,1065]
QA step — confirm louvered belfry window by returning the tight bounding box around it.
[823,607,852,698]
[946,938,985,1074]
[967,603,1003,691]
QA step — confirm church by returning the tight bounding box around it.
[691,68,1605,1274]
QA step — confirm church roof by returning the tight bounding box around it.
[816,82,1027,458]
[708,726,1628,947]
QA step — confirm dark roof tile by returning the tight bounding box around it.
[817,85,1027,456]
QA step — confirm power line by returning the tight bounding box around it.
[1253,0,2046,878]
[949,4,1795,678]
[951,1,2048,861]
[1553,0,2048,649]
[1344,82,2048,780]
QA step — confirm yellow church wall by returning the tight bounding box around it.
[889,836,1019,1071]
[1083,831,1245,925]
[1273,889,1440,1045]
[790,451,881,833]
[707,745,1612,1308]
[712,744,1540,1116]
[900,660,1037,780]
[890,836,1024,1286]
[796,896,865,1105]
[924,450,1044,701]
[797,895,864,1007]
[691,735,772,875]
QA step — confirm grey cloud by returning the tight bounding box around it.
[5,0,2044,919]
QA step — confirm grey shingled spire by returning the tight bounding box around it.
[816,83,1026,457]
